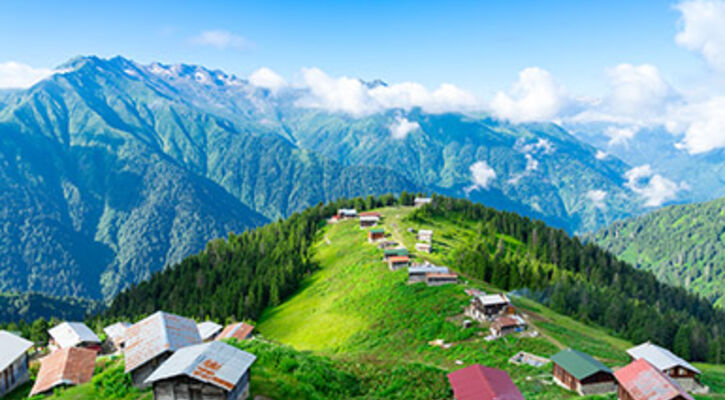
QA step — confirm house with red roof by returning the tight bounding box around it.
[614,358,694,400]
[447,364,524,400]
[216,322,255,341]
[30,347,97,396]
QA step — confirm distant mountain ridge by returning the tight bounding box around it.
[0,55,647,300]
[589,196,725,307]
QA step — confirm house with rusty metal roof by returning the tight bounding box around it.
[615,358,694,400]
[124,311,202,388]
[48,322,101,351]
[197,321,223,342]
[30,347,97,396]
[551,348,616,395]
[216,323,254,342]
[0,331,33,397]
[627,342,703,392]
[447,364,524,400]
[145,341,256,400]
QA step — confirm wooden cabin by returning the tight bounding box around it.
[359,212,381,227]
[216,322,255,341]
[615,358,694,400]
[0,331,32,397]
[383,248,409,261]
[124,311,202,388]
[465,294,512,322]
[416,229,433,242]
[30,347,97,396]
[490,316,527,337]
[48,322,102,352]
[145,341,256,400]
[408,265,449,283]
[388,255,411,271]
[368,228,385,242]
[197,321,223,342]
[425,272,458,286]
[551,349,616,396]
[626,342,703,392]
[415,242,431,253]
[447,364,524,400]
[336,208,357,219]
[103,321,131,353]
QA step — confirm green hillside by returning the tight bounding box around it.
[589,196,725,308]
[14,202,725,399]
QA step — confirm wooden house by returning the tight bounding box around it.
[490,315,527,337]
[197,321,223,342]
[377,240,398,249]
[30,347,97,396]
[368,228,385,242]
[336,208,357,219]
[145,341,256,400]
[425,272,458,286]
[48,322,102,352]
[388,255,410,271]
[103,321,131,353]
[551,349,616,395]
[124,311,202,388]
[447,364,524,400]
[216,322,255,341]
[615,358,694,400]
[415,242,431,253]
[383,248,409,261]
[626,342,702,392]
[465,294,512,322]
[416,229,433,242]
[414,197,432,207]
[408,264,449,283]
[359,212,381,227]
[0,331,32,397]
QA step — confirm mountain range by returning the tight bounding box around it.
[0,55,688,301]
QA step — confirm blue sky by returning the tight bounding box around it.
[0,0,706,96]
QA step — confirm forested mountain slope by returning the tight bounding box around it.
[589,196,725,308]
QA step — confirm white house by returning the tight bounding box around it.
[0,331,32,397]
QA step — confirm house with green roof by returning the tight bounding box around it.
[551,349,616,395]
[368,228,385,243]
[383,248,409,260]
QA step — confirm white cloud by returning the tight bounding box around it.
[604,126,639,146]
[190,30,250,51]
[490,67,570,123]
[517,138,555,155]
[465,161,497,192]
[605,64,672,117]
[586,190,608,209]
[624,164,685,206]
[295,67,478,117]
[665,96,725,153]
[675,0,725,71]
[595,150,609,160]
[249,67,287,92]
[388,116,420,139]
[0,61,57,88]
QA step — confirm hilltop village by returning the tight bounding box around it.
[0,198,715,400]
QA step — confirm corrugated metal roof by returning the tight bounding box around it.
[103,322,131,341]
[30,347,97,396]
[48,322,101,348]
[0,330,32,371]
[627,342,701,374]
[388,256,410,263]
[384,248,409,256]
[409,266,449,274]
[216,323,255,341]
[418,229,433,235]
[145,341,256,391]
[477,294,510,306]
[492,316,525,328]
[359,212,381,217]
[447,364,524,400]
[614,359,694,400]
[124,311,202,373]
[197,321,223,341]
[369,228,385,234]
[550,349,612,381]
